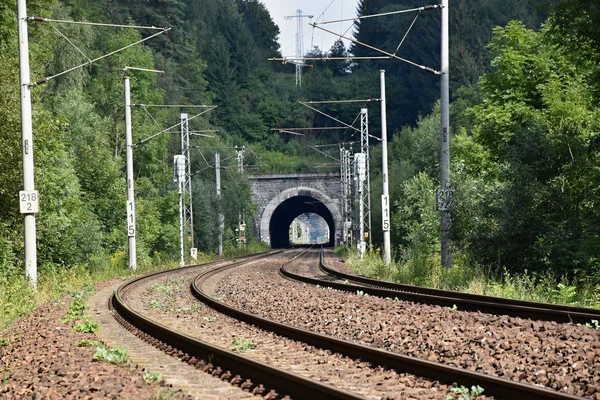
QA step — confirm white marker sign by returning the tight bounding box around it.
[127,200,135,237]
[381,195,390,231]
[19,190,39,214]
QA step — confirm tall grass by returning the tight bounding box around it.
[0,243,269,331]
[335,246,600,309]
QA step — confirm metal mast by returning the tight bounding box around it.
[18,0,38,287]
[339,146,345,246]
[180,113,194,254]
[284,9,313,87]
[215,152,223,256]
[340,145,353,246]
[438,0,453,268]
[380,70,391,266]
[236,146,246,245]
[361,108,372,250]
[124,75,137,270]
[174,155,186,267]
[353,108,371,258]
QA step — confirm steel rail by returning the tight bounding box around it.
[318,250,600,324]
[192,248,583,400]
[112,249,363,400]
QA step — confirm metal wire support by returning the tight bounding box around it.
[284,9,313,87]
[181,113,194,253]
[360,108,372,253]
[340,146,354,246]
[236,146,246,245]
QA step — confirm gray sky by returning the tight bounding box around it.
[260,0,359,57]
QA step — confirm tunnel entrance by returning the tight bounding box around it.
[269,195,335,248]
[289,213,330,245]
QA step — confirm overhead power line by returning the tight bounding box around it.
[310,22,440,74]
[27,17,166,30]
[313,4,442,25]
[29,27,171,85]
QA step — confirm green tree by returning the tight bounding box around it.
[469,20,600,276]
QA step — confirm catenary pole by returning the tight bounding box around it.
[380,70,391,266]
[124,75,137,270]
[215,153,223,256]
[18,0,38,288]
[178,177,184,267]
[181,113,194,252]
[123,67,162,270]
[439,0,452,268]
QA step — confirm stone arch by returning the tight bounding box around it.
[259,187,343,247]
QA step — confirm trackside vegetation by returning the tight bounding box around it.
[2,0,600,330]
[336,247,600,309]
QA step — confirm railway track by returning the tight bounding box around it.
[191,246,585,400]
[112,249,364,399]
[310,248,600,325]
[108,247,597,399]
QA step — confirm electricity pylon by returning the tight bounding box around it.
[284,9,313,87]
[181,114,194,254]
[340,145,353,246]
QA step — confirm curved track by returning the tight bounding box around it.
[112,250,363,400]
[193,246,583,400]
[312,248,600,325]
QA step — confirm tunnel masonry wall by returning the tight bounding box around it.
[247,173,343,246]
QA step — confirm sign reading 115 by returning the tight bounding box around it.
[127,201,135,237]
[381,195,390,232]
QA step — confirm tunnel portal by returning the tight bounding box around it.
[269,195,335,248]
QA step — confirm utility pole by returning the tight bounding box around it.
[18,0,38,288]
[380,70,391,266]
[215,152,224,256]
[340,145,353,246]
[284,9,313,87]
[345,148,353,247]
[236,146,246,246]
[360,108,372,251]
[180,113,195,257]
[438,0,453,268]
[123,67,163,270]
[339,146,345,246]
[124,74,137,270]
[174,155,186,267]
[354,152,366,258]
[16,8,166,281]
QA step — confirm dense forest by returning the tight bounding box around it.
[1,0,599,298]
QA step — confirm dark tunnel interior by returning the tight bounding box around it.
[269,195,335,248]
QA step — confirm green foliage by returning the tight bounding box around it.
[0,274,37,330]
[72,317,99,333]
[60,297,88,323]
[93,345,129,366]
[143,370,164,383]
[351,0,555,128]
[78,339,101,347]
[203,316,216,322]
[231,338,254,353]
[583,320,600,330]
[0,338,9,348]
[468,20,600,276]
[447,383,485,400]
[149,300,166,310]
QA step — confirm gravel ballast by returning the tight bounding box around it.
[214,249,600,399]
[0,280,186,399]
